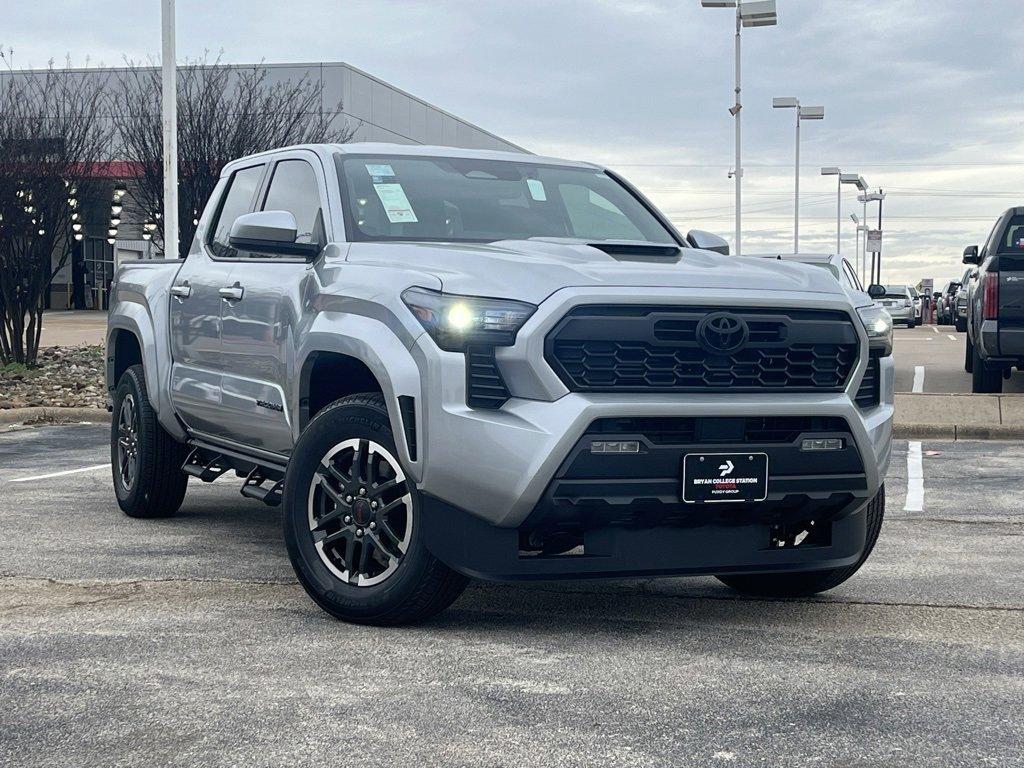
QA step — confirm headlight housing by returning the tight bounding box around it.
[857,304,893,356]
[402,287,536,352]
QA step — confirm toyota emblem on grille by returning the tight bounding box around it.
[697,312,749,354]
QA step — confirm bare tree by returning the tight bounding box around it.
[0,54,113,366]
[113,56,354,258]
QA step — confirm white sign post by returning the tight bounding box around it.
[867,229,882,254]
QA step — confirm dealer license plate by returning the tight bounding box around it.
[681,453,769,504]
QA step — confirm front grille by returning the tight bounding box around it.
[546,305,860,393]
[855,351,882,409]
[465,345,510,409]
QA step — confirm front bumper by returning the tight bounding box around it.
[421,490,869,581]
[410,287,894,529]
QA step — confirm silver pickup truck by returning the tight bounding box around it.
[106,143,894,625]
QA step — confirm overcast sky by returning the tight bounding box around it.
[6,0,1022,286]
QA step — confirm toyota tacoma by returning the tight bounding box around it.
[105,143,894,625]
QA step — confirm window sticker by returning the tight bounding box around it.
[365,164,396,183]
[526,178,547,202]
[373,183,418,223]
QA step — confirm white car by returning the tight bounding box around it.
[750,253,882,306]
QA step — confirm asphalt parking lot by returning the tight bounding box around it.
[892,322,1024,394]
[1,424,1021,767]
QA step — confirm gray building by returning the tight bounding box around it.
[4,61,521,310]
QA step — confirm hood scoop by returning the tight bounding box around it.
[587,242,682,262]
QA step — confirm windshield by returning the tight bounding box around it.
[336,154,677,244]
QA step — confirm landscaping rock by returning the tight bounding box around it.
[0,346,106,410]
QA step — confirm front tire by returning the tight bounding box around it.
[111,364,188,518]
[716,485,885,597]
[955,317,967,333]
[283,393,468,625]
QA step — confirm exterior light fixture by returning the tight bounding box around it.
[113,183,127,199]
[72,222,83,232]
[110,216,122,226]
[107,237,116,245]
[74,233,84,241]
[108,227,118,237]
[111,202,123,215]
[142,232,152,241]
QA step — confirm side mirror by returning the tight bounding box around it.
[962,245,980,265]
[867,284,886,299]
[686,229,730,255]
[229,210,321,258]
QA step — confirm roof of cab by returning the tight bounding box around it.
[221,142,602,176]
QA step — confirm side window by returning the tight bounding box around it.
[558,184,645,241]
[841,260,862,292]
[261,159,325,247]
[208,164,265,258]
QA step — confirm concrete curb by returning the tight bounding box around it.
[0,407,110,428]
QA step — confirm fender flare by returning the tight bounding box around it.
[295,313,425,481]
[106,297,186,441]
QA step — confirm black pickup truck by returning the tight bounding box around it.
[963,207,1024,392]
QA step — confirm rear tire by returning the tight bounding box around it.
[111,364,188,518]
[972,345,1002,393]
[283,393,468,625]
[716,485,885,598]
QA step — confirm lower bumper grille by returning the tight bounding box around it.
[523,415,866,534]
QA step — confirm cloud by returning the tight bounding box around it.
[5,0,1021,284]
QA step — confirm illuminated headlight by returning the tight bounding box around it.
[402,287,536,352]
[857,304,893,356]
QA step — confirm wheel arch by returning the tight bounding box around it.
[106,300,186,442]
[295,317,424,480]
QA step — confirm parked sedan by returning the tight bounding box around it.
[879,285,917,327]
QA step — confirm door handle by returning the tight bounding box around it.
[219,283,244,302]
[170,283,191,300]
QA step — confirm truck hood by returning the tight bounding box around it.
[346,239,845,305]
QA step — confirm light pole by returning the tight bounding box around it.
[701,0,778,255]
[851,213,868,282]
[858,190,886,284]
[820,168,841,253]
[841,174,867,263]
[161,0,178,259]
[773,97,823,253]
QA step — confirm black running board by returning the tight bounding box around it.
[182,434,288,508]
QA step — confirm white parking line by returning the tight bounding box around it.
[931,325,940,334]
[904,442,924,512]
[8,464,110,483]
[947,334,957,341]
[912,366,925,393]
